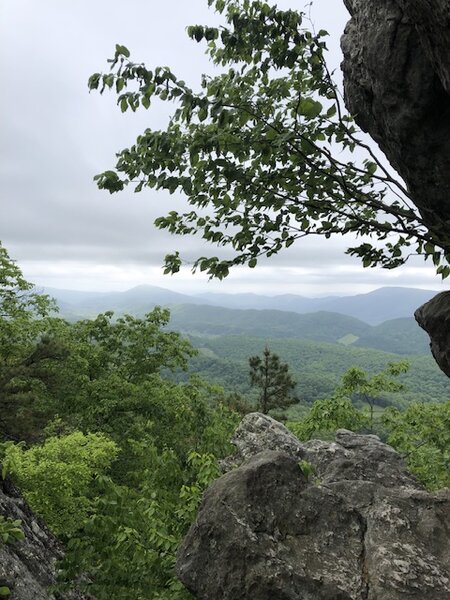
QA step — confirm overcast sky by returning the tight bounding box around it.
[1,0,447,297]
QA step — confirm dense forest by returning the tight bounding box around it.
[182,334,449,408]
[1,241,449,599]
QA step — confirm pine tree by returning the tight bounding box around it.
[249,346,297,414]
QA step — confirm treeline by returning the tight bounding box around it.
[180,334,450,408]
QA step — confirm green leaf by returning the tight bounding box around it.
[326,104,337,118]
[120,98,128,113]
[198,107,208,122]
[87,73,101,90]
[115,44,130,58]
[298,98,323,119]
[366,161,377,176]
[116,78,125,93]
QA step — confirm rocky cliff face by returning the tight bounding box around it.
[415,291,450,377]
[341,0,450,377]
[0,476,87,600]
[341,0,450,235]
[176,413,450,600]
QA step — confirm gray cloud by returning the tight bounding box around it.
[1,0,444,295]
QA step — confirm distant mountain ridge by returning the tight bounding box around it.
[195,287,438,324]
[39,284,437,355]
[43,284,438,325]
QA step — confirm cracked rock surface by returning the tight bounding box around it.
[176,413,450,600]
[0,476,88,600]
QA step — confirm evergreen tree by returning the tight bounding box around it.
[249,346,296,413]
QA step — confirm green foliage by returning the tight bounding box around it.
[182,334,448,406]
[338,361,409,428]
[0,242,62,442]
[0,516,25,545]
[297,459,315,481]
[70,308,196,384]
[0,255,238,600]
[55,393,237,599]
[383,401,450,490]
[249,346,297,413]
[91,1,450,278]
[2,432,118,537]
[288,368,449,492]
[289,395,367,440]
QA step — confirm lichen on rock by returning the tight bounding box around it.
[176,413,450,599]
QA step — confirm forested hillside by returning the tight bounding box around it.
[167,304,430,355]
[181,334,449,407]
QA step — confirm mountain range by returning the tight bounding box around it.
[42,284,438,325]
[38,283,450,403]
[36,284,440,356]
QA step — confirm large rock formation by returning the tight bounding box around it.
[415,291,450,377]
[341,0,450,378]
[341,0,450,235]
[176,413,450,599]
[0,476,87,600]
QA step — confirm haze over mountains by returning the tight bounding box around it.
[39,284,437,356]
[43,285,436,325]
[40,284,449,403]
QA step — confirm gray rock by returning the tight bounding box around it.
[0,477,88,600]
[176,413,450,599]
[341,0,450,239]
[220,412,307,471]
[415,291,450,377]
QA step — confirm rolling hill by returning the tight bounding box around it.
[167,304,430,355]
[179,334,449,407]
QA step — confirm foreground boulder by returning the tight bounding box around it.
[176,413,450,599]
[0,476,87,600]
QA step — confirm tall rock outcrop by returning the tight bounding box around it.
[176,413,450,599]
[341,0,450,235]
[0,476,87,600]
[415,290,450,377]
[341,0,450,376]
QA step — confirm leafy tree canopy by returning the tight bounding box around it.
[383,400,450,490]
[90,0,450,279]
[338,360,410,428]
[0,243,63,442]
[1,431,118,537]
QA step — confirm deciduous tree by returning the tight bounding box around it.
[338,361,409,429]
[90,0,450,279]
